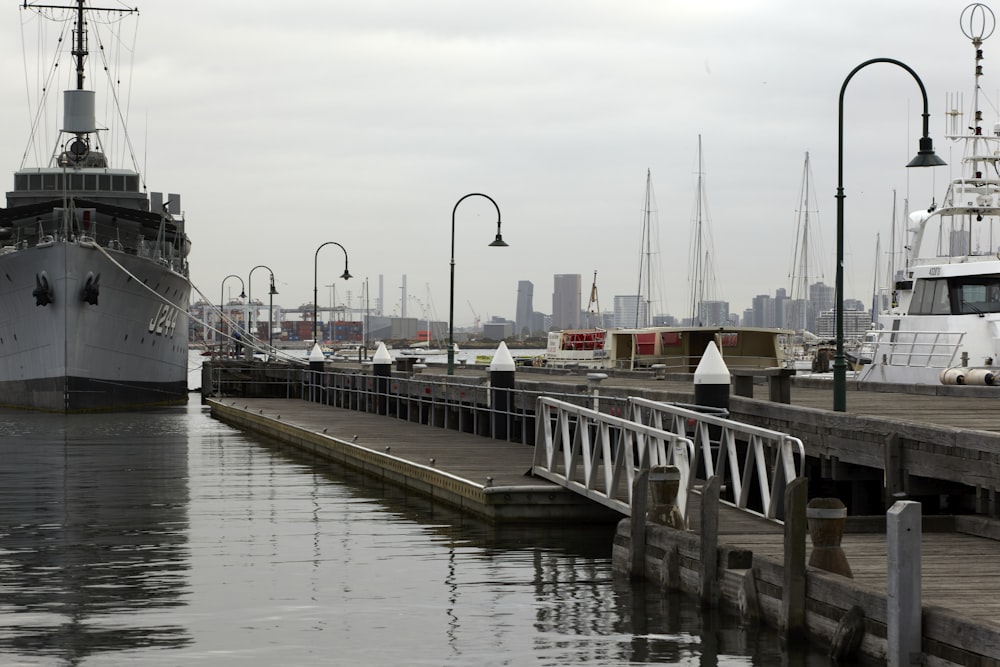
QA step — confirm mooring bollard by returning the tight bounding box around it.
[647,465,685,529]
[308,343,325,403]
[806,497,852,578]
[489,342,516,440]
[693,340,730,413]
[373,342,392,416]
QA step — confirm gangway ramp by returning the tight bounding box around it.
[532,396,805,523]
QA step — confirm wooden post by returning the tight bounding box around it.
[884,432,905,505]
[629,467,650,580]
[781,476,808,642]
[699,475,721,606]
[888,500,922,667]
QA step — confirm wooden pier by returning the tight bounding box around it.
[203,360,1000,664]
[207,397,619,523]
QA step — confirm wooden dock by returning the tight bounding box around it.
[207,393,1000,664]
[207,397,620,523]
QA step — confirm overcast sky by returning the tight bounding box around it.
[0,1,989,327]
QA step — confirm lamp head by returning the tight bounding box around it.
[269,277,279,295]
[341,268,353,280]
[489,233,508,248]
[906,136,947,168]
[239,289,246,299]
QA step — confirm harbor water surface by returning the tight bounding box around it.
[0,357,833,666]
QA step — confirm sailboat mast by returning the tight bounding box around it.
[635,169,653,328]
[689,136,705,325]
[797,152,811,332]
[787,151,822,333]
[871,233,880,323]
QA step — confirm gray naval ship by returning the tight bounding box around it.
[0,1,191,411]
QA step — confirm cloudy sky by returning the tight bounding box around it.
[0,1,989,327]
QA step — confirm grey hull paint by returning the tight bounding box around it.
[0,241,190,411]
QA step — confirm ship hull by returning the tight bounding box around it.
[0,241,190,412]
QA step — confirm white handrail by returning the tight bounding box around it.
[628,396,805,522]
[532,397,694,518]
[863,329,965,372]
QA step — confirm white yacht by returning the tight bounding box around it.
[863,3,1000,387]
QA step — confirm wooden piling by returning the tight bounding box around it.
[781,476,808,642]
[700,476,720,606]
[630,467,650,580]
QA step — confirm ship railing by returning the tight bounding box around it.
[532,396,695,518]
[628,396,804,522]
[863,329,965,371]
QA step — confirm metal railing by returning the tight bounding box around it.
[531,397,694,517]
[861,329,965,375]
[629,396,805,521]
[295,366,639,446]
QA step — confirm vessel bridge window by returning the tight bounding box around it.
[910,276,1000,315]
[14,172,138,192]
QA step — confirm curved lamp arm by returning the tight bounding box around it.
[448,193,508,375]
[833,58,945,412]
[313,242,352,346]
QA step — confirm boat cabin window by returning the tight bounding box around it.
[909,277,1000,315]
[909,278,951,315]
[951,276,1000,314]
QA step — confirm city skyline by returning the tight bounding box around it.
[0,2,963,325]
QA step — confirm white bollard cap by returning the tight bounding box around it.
[373,341,392,365]
[694,340,730,385]
[308,342,325,363]
[489,341,516,372]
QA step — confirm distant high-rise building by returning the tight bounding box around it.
[809,282,835,333]
[751,294,774,328]
[552,274,582,330]
[515,280,534,338]
[613,295,648,328]
[698,300,729,326]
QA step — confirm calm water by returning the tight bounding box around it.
[0,361,832,666]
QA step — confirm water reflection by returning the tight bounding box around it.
[0,393,833,666]
[0,408,191,661]
[250,435,831,667]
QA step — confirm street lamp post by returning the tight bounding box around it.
[834,58,945,411]
[448,193,508,375]
[220,274,246,356]
[313,242,351,349]
[249,265,278,356]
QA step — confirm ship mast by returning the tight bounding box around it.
[24,1,139,86]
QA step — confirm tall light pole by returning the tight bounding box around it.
[313,242,351,348]
[220,274,246,354]
[249,265,278,355]
[448,193,508,375]
[834,58,945,411]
